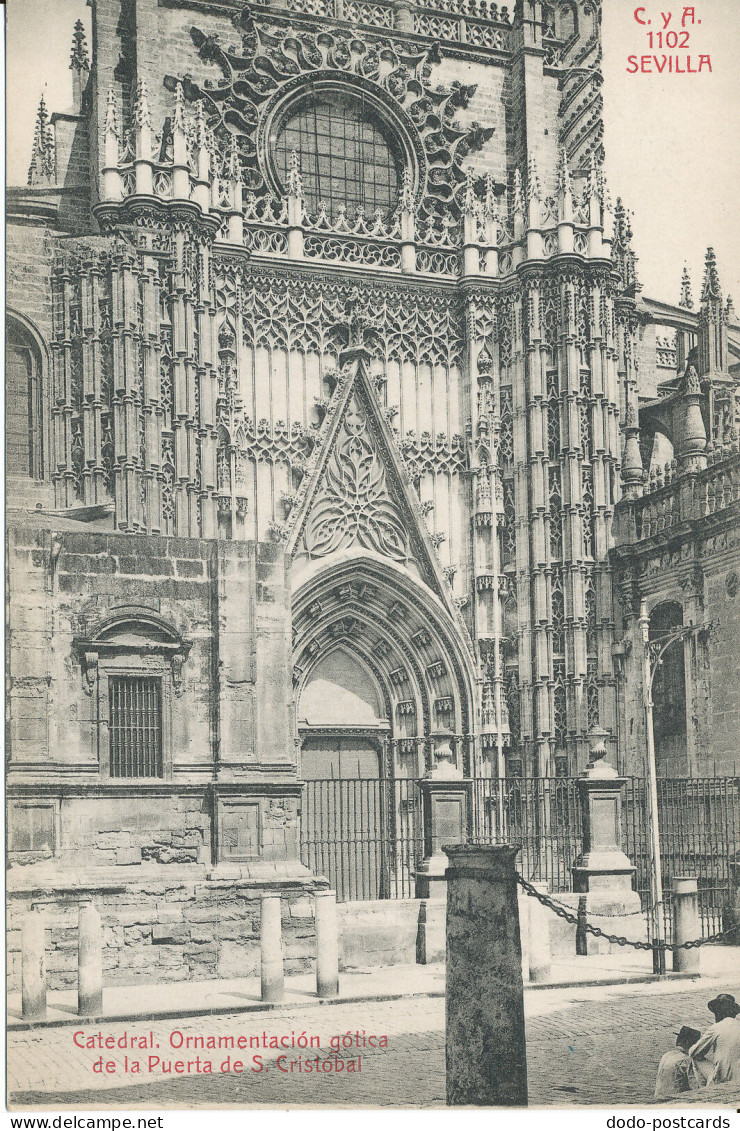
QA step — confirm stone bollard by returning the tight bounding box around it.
[78,901,104,1016]
[260,894,285,1003]
[22,908,47,1021]
[314,890,339,998]
[444,844,528,1106]
[527,882,552,983]
[672,877,701,973]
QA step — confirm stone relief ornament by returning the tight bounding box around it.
[165,5,495,225]
[302,397,410,562]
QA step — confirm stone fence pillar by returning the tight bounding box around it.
[415,750,468,900]
[572,730,641,927]
[444,844,528,1106]
[672,877,701,973]
[415,752,468,964]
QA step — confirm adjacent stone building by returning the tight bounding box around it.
[6,0,740,985]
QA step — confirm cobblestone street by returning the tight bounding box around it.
[10,979,740,1109]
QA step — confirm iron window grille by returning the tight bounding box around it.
[109,675,163,778]
[274,95,402,219]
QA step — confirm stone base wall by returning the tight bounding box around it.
[8,788,303,873]
[546,893,650,957]
[8,795,210,871]
[7,878,319,991]
[338,900,421,970]
[8,885,652,994]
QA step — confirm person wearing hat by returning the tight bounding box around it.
[688,994,740,1086]
[655,1026,703,1099]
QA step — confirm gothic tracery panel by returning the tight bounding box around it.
[301,395,411,562]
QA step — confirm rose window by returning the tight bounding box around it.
[274,94,403,219]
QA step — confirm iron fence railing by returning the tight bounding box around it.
[468,776,583,893]
[623,776,740,938]
[299,774,740,942]
[300,777,423,903]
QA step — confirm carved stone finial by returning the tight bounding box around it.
[621,432,643,495]
[483,171,497,219]
[683,360,701,398]
[512,166,524,217]
[701,247,722,304]
[727,295,737,324]
[612,197,638,293]
[399,166,414,214]
[678,349,707,468]
[27,92,55,186]
[679,265,694,310]
[588,151,601,202]
[557,146,571,199]
[70,20,90,71]
[104,88,119,138]
[621,400,644,496]
[195,98,208,147]
[334,287,377,358]
[228,133,241,182]
[173,81,186,132]
[600,170,613,231]
[583,727,618,778]
[463,165,477,217]
[287,149,303,200]
[477,341,493,376]
[526,154,540,202]
[134,79,152,130]
[430,734,461,779]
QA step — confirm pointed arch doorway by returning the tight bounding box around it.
[298,647,390,901]
[293,554,478,901]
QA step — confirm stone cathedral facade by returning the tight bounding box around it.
[6,0,740,982]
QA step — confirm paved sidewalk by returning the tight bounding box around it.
[8,958,740,1108]
[8,950,712,1030]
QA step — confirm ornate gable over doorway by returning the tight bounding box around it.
[300,387,409,564]
[285,342,453,609]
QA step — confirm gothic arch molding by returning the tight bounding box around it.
[6,308,51,369]
[292,553,477,772]
[6,309,50,483]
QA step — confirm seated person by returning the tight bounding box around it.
[689,993,740,1086]
[655,1026,702,1099]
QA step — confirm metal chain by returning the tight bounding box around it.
[675,925,738,949]
[516,874,738,952]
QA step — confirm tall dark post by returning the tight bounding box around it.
[444,844,528,1106]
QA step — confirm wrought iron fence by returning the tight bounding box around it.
[623,776,740,938]
[300,774,740,942]
[468,776,583,893]
[300,777,422,903]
